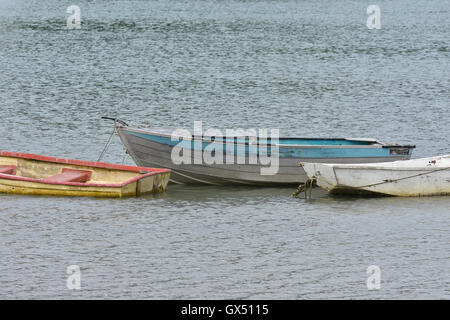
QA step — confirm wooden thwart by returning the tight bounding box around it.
[0,165,17,175]
[41,168,92,183]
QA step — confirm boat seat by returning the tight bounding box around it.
[42,168,92,183]
[0,165,17,175]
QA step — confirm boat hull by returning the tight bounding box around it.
[118,126,414,186]
[301,155,450,197]
[0,151,171,197]
[0,172,170,197]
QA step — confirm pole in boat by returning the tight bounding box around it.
[98,117,129,162]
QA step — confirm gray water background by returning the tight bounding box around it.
[0,0,449,299]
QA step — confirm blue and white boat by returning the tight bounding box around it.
[114,122,415,185]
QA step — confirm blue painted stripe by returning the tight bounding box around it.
[125,130,407,159]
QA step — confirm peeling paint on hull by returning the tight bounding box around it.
[302,155,450,197]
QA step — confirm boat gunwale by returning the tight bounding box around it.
[312,166,450,172]
[0,151,171,188]
[301,155,450,172]
[119,126,416,150]
[328,166,450,172]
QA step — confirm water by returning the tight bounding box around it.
[0,0,449,299]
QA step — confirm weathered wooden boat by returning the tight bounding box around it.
[112,120,415,186]
[301,155,450,197]
[0,151,171,197]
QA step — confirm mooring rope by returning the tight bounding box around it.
[121,147,128,164]
[350,165,450,189]
[97,126,116,162]
[292,176,316,199]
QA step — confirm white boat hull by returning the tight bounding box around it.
[301,155,450,197]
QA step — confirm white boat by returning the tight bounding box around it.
[301,155,450,197]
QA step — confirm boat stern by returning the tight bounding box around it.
[135,171,171,195]
[382,144,416,160]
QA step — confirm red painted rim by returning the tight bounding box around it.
[0,150,171,188]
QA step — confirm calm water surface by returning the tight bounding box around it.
[0,0,449,299]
